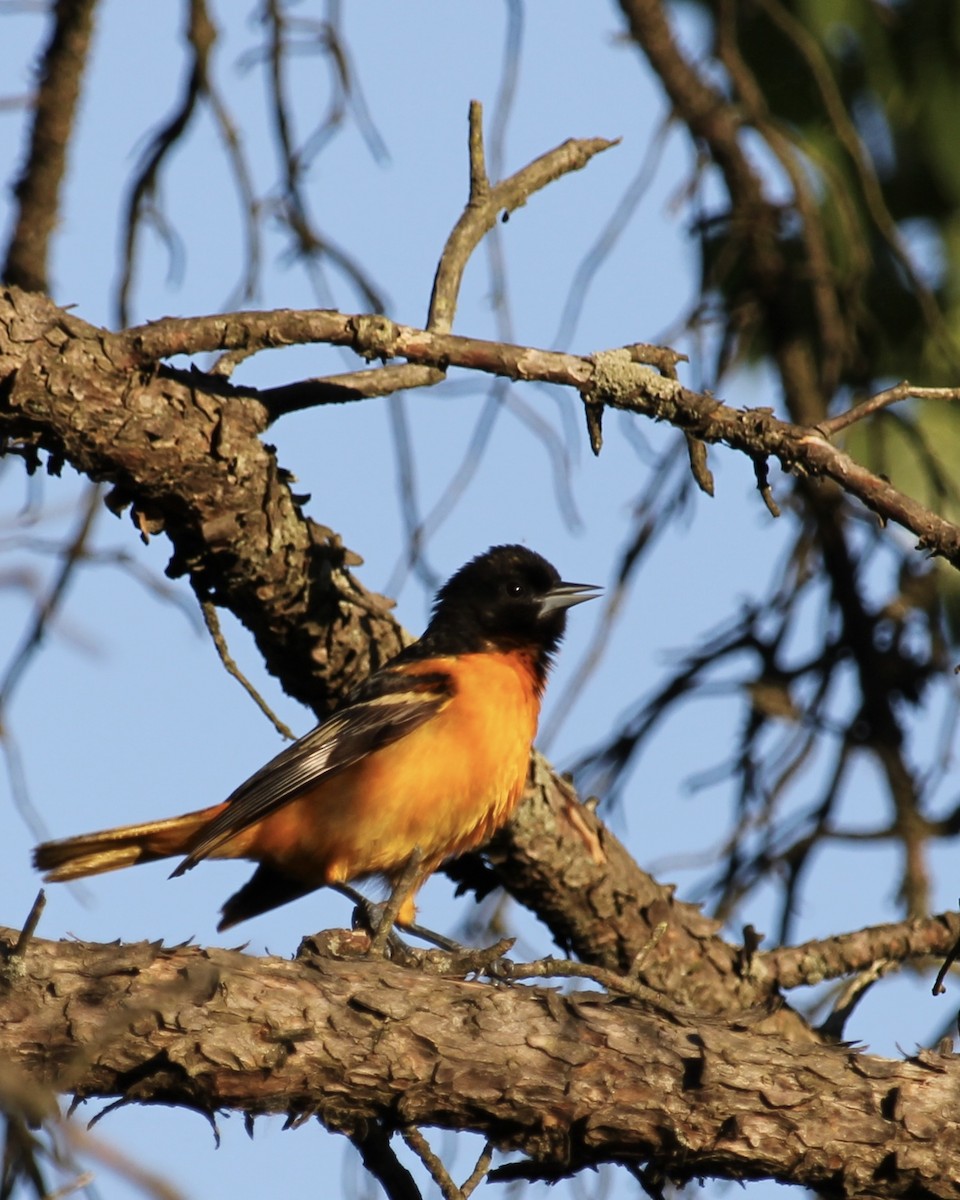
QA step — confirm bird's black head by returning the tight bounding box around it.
[414,545,599,680]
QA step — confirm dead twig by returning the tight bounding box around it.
[198,598,295,741]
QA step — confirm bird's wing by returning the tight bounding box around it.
[173,667,454,872]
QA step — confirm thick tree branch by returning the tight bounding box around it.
[482,759,806,1025]
[0,287,404,718]
[1,927,958,1198]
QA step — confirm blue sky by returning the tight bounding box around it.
[2,4,956,1199]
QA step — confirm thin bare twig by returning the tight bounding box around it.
[0,889,45,983]
[0,720,51,844]
[116,0,218,326]
[260,0,385,314]
[541,440,689,750]
[817,960,896,1041]
[752,454,781,518]
[817,383,960,439]
[257,113,617,420]
[60,1121,186,1200]
[0,482,100,710]
[399,1128,462,1200]
[553,115,671,350]
[933,918,960,997]
[460,1142,493,1199]
[497,954,693,1017]
[203,70,261,311]
[198,598,295,741]
[427,105,619,335]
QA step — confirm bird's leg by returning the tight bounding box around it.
[331,856,496,960]
[368,847,424,956]
[331,880,378,925]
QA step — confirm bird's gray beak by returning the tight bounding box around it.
[539,581,602,616]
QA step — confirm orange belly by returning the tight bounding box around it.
[219,652,540,890]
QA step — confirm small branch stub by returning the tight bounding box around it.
[753,455,781,518]
[585,399,604,454]
[0,889,46,985]
[685,433,714,496]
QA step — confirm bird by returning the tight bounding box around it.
[33,545,598,934]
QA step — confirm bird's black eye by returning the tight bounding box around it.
[506,580,527,598]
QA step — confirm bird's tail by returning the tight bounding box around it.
[33,805,224,882]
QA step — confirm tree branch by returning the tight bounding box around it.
[426,114,618,334]
[2,926,958,1198]
[114,304,960,565]
[760,911,960,992]
[0,287,404,718]
[2,0,98,294]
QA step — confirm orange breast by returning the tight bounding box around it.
[240,652,541,888]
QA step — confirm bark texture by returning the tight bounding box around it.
[1,927,958,1198]
[0,287,404,715]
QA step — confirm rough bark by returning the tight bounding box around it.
[1,926,958,1198]
[3,5,957,1196]
[0,286,404,717]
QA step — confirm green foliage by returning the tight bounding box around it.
[682,0,960,385]
[845,400,960,637]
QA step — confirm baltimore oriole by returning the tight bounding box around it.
[34,545,598,932]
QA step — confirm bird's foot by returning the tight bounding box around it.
[330,888,410,959]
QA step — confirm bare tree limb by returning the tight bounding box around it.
[2,0,98,294]
[116,0,219,326]
[1,287,403,719]
[760,911,960,992]
[2,926,959,1198]
[109,304,960,565]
